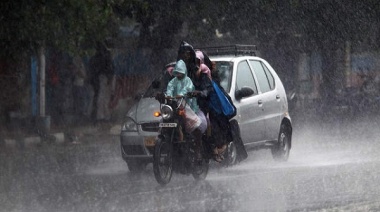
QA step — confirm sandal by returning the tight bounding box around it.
[217,144,227,155]
[212,154,223,163]
[212,147,224,163]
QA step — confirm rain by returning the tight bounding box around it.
[1,1,380,211]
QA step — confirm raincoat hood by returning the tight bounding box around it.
[173,59,187,76]
[178,41,195,55]
[176,41,196,65]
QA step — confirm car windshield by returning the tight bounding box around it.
[214,61,233,92]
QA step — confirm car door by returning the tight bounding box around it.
[233,60,266,143]
[249,60,282,141]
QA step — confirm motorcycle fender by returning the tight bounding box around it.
[157,134,165,140]
[160,127,177,140]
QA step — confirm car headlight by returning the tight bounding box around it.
[161,105,173,120]
[121,117,138,132]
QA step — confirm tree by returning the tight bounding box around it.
[113,0,186,49]
[301,1,380,103]
[0,0,121,118]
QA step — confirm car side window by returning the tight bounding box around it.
[249,60,274,93]
[262,63,275,89]
[215,61,233,92]
[236,60,258,95]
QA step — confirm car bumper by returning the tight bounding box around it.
[120,131,158,160]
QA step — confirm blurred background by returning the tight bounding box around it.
[1,0,380,136]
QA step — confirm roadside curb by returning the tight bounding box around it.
[1,124,121,148]
[3,132,65,147]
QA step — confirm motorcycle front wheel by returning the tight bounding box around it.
[153,137,173,185]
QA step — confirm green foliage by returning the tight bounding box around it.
[1,0,379,56]
[0,0,122,57]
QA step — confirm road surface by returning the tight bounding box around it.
[1,114,380,211]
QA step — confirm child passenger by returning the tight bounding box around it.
[165,59,207,160]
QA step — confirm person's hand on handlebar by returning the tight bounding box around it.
[159,95,184,100]
[187,90,201,97]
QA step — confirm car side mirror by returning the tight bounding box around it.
[235,86,254,100]
[152,80,160,89]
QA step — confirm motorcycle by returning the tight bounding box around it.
[153,93,209,185]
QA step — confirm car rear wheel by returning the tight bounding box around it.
[153,138,173,185]
[271,124,291,161]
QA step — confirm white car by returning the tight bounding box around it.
[120,45,292,172]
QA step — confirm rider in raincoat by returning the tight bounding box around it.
[177,41,247,162]
[166,60,199,114]
[165,59,207,161]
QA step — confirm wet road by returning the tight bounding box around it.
[1,114,380,212]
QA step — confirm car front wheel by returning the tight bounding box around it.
[271,124,291,161]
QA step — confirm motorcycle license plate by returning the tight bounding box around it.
[159,123,177,128]
[144,136,156,147]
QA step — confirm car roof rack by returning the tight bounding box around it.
[195,44,257,56]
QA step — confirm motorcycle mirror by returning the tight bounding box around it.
[152,80,160,89]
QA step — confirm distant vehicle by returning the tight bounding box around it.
[120,45,293,172]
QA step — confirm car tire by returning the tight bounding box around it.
[126,160,147,173]
[271,124,291,161]
[230,121,248,162]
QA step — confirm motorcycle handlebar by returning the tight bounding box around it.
[155,92,197,101]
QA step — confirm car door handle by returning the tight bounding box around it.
[276,95,280,99]
[258,100,263,105]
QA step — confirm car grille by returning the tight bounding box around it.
[141,122,160,132]
[122,145,145,155]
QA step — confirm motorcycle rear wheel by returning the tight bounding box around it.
[153,138,173,185]
[192,158,209,181]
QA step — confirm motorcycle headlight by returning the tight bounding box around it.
[121,117,138,132]
[161,105,173,120]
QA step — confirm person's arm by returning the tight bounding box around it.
[165,78,176,97]
[177,78,194,97]
[198,74,213,98]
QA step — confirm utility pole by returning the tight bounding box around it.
[345,41,351,88]
[38,46,46,117]
[37,45,50,134]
